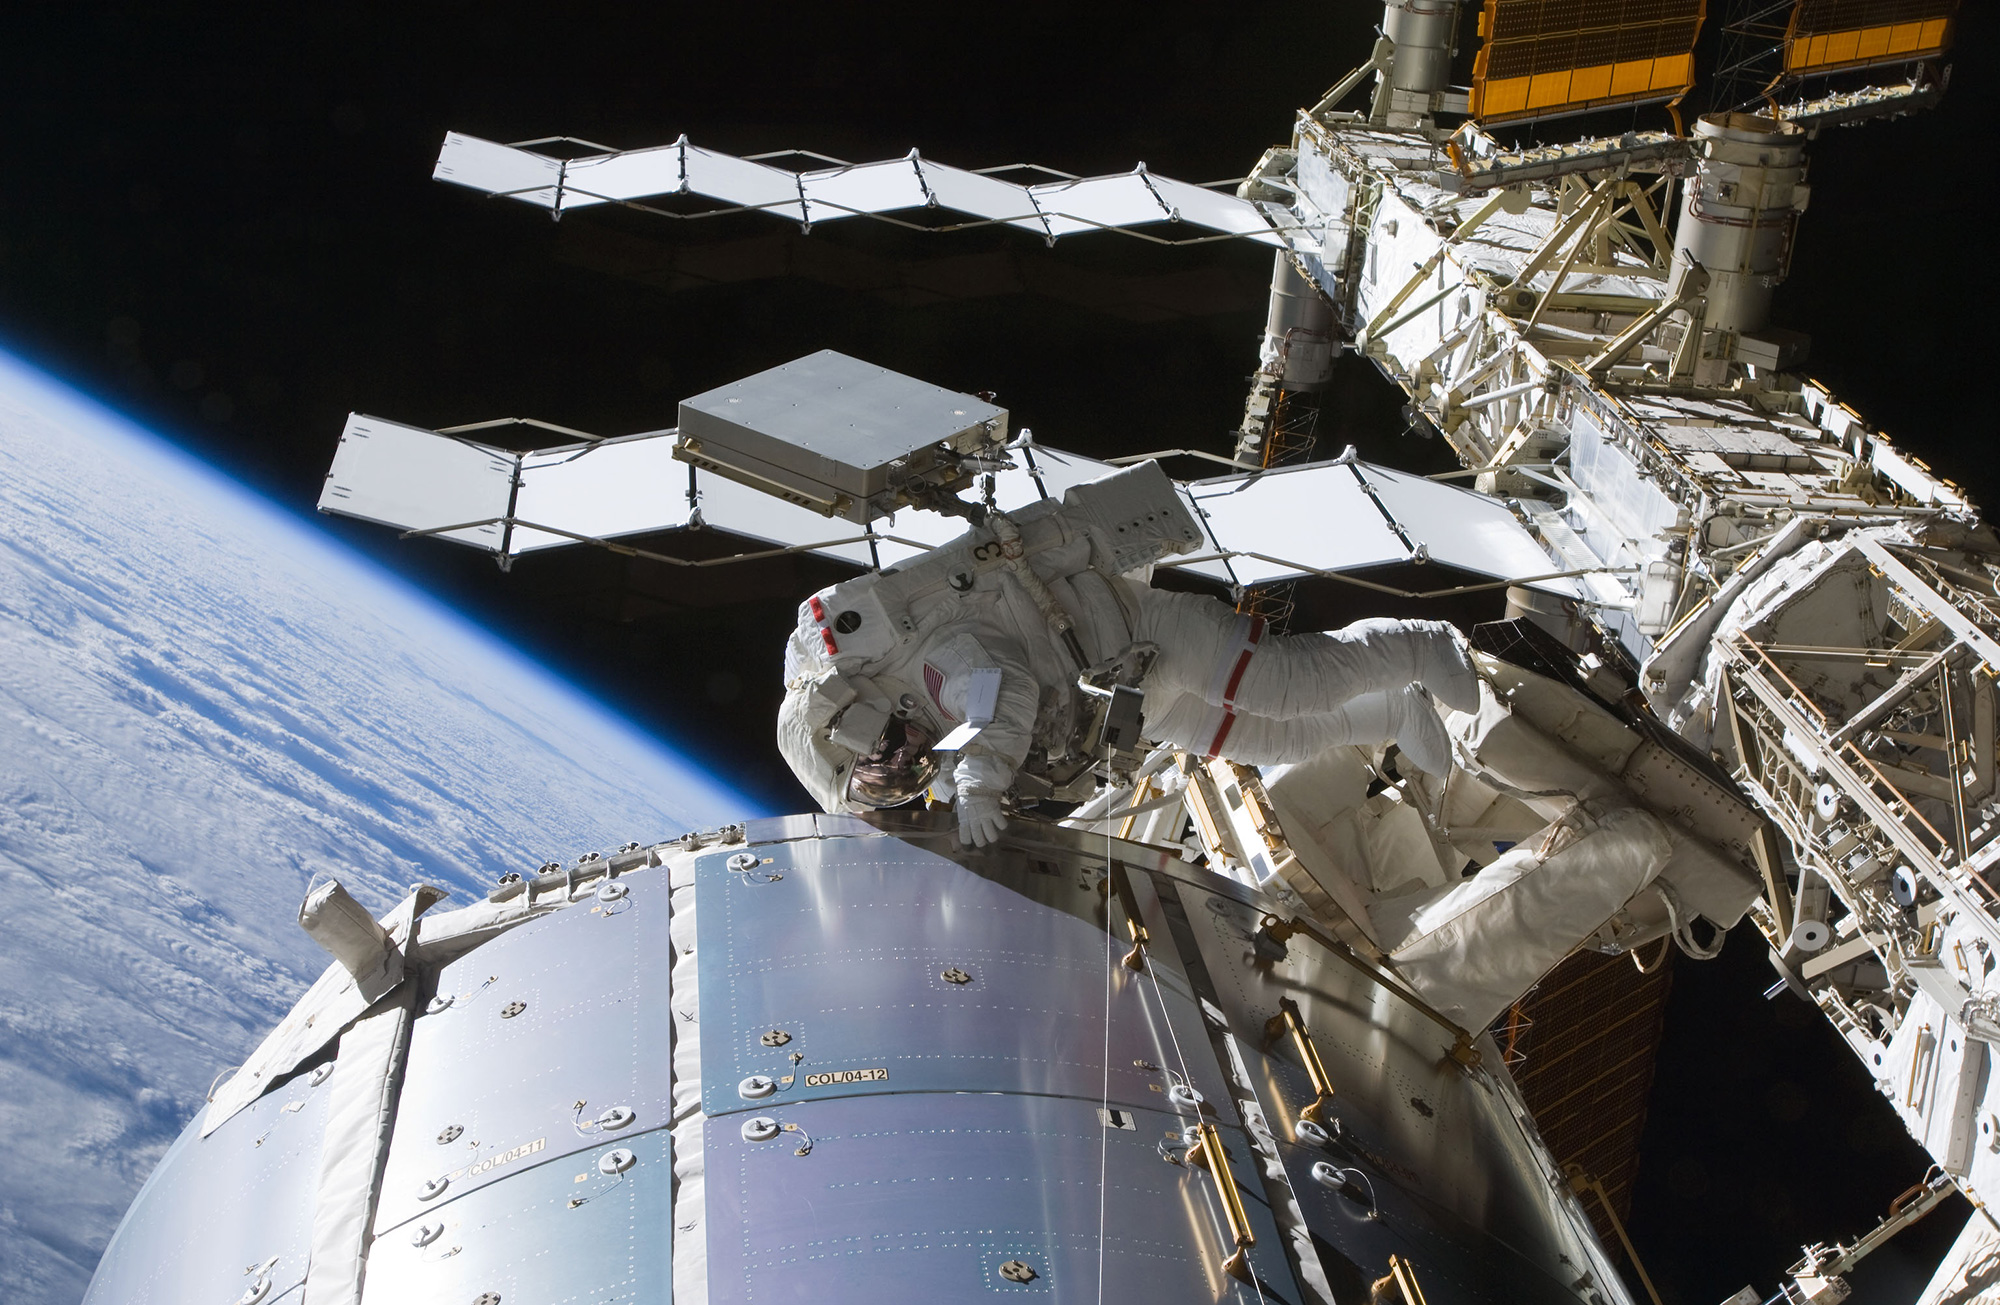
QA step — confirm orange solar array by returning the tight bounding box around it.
[1784,0,1956,73]
[1472,0,1708,124]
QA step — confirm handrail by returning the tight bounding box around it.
[1261,915,1481,1068]
[1106,860,1152,973]
[1263,997,1337,1124]
[1565,1167,1665,1305]
[1186,1122,1255,1281]
[1370,1255,1432,1305]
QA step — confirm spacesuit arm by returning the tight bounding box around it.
[920,630,1039,777]
[919,629,1037,848]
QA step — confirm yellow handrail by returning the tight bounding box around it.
[1187,1122,1256,1281]
[1263,997,1337,1124]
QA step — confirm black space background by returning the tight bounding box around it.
[2,4,1993,1301]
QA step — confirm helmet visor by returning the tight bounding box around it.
[844,716,940,810]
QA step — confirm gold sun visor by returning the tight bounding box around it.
[1472,0,1708,124]
[1783,0,1957,74]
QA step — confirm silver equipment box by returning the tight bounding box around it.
[675,350,1009,523]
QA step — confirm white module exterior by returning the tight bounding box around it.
[83,818,1638,1305]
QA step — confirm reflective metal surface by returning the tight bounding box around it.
[360,1125,671,1305]
[695,834,1232,1120]
[84,824,1637,1305]
[1169,877,1623,1303]
[703,1092,1287,1303]
[81,1057,333,1305]
[1279,1135,1584,1305]
[373,869,671,1236]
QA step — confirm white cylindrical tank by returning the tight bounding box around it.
[1382,0,1459,126]
[1383,0,1457,94]
[1673,112,1808,334]
[1261,252,1335,390]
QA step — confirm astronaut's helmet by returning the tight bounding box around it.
[844,715,939,810]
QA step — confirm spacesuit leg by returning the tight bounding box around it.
[1133,589,1479,718]
[1145,685,1453,775]
[1374,804,1674,1029]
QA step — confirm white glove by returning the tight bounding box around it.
[957,791,1009,847]
[954,752,1013,847]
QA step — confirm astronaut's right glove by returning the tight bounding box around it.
[954,752,1012,848]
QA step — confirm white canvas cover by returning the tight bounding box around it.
[302,993,414,1305]
[203,887,430,1135]
[1914,1210,2000,1304]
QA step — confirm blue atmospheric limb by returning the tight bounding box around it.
[0,345,760,1305]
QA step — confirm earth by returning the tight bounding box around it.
[0,349,759,1303]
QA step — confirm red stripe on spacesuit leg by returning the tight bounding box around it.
[1205,709,1237,759]
[1218,616,1264,710]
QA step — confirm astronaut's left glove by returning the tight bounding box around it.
[954,752,1012,848]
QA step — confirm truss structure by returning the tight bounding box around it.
[1244,36,2000,1259]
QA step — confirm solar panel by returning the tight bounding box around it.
[1173,458,1580,596]
[318,415,516,551]
[510,433,688,553]
[1784,0,1957,73]
[432,135,1283,246]
[1472,0,1708,124]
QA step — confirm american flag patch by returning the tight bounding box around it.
[923,663,954,719]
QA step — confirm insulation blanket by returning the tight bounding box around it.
[1377,804,1673,1030]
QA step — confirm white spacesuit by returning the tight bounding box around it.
[777,462,1479,845]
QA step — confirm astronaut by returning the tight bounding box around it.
[777,462,1480,846]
